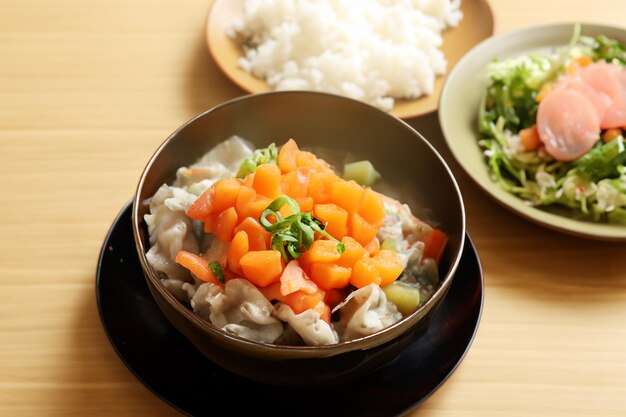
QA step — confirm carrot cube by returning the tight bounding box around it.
[313,203,348,240]
[240,250,285,287]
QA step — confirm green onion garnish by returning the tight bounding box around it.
[259,195,345,262]
[209,261,225,283]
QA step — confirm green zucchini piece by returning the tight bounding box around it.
[383,281,421,315]
[343,160,381,186]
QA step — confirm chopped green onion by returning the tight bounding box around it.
[236,143,278,178]
[259,195,345,262]
[209,261,225,283]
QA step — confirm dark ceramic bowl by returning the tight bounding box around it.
[132,91,465,387]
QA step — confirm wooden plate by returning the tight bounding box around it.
[206,0,495,120]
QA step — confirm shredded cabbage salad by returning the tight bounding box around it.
[478,25,626,224]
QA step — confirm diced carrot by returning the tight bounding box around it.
[277,138,300,173]
[310,262,352,290]
[242,173,255,188]
[421,228,448,265]
[602,128,623,143]
[369,250,404,287]
[337,236,368,268]
[296,150,331,171]
[576,55,593,67]
[234,217,271,251]
[235,186,257,219]
[350,212,379,246]
[295,196,314,213]
[276,204,294,219]
[227,230,249,275]
[260,282,325,314]
[519,125,542,151]
[186,186,215,221]
[330,180,365,215]
[313,203,348,240]
[308,170,340,204]
[175,250,222,285]
[252,163,282,199]
[212,178,242,214]
[350,257,381,288]
[311,301,331,323]
[302,239,342,264]
[280,167,310,198]
[357,189,385,228]
[239,250,285,287]
[280,260,318,296]
[536,83,553,103]
[364,237,380,256]
[324,288,347,310]
[249,195,273,220]
[203,213,218,234]
[214,207,238,242]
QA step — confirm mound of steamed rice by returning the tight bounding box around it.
[227,0,463,111]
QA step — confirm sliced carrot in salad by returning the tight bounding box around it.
[602,127,623,142]
[567,55,593,74]
[519,125,542,151]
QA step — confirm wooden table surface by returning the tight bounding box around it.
[1,0,625,415]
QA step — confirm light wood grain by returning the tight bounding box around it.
[1,1,625,416]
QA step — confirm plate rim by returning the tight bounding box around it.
[96,200,485,417]
[205,0,495,120]
[439,21,626,242]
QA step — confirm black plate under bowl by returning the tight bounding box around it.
[96,201,484,417]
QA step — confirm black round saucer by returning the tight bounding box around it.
[96,201,484,417]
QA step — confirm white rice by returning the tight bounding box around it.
[228,0,463,111]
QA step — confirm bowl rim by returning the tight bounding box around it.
[132,90,466,355]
